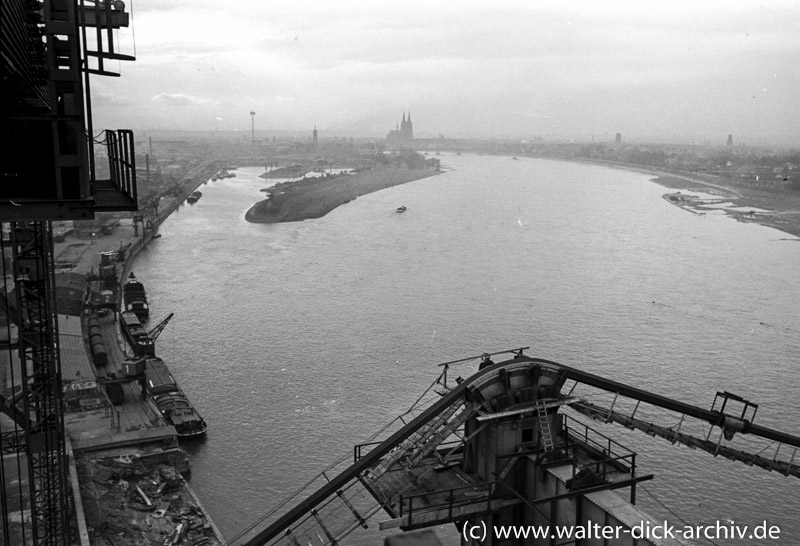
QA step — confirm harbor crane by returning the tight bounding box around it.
[148,313,175,343]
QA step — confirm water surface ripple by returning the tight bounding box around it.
[132,155,800,545]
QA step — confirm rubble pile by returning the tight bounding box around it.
[78,453,222,546]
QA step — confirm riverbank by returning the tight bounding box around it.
[650,172,800,239]
[572,159,800,239]
[245,166,442,223]
[45,164,225,546]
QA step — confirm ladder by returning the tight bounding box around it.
[537,400,554,452]
[370,402,463,479]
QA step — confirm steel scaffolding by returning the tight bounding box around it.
[2,1,137,544]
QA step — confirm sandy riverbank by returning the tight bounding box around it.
[573,159,800,239]
[647,172,800,239]
[245,166,441,223]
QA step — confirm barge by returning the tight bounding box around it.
[120,310,155,357]
[145,357,208,438]
[123,272,149,321]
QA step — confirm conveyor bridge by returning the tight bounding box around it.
[231,350,800,546]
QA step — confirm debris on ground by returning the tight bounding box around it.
[76,449,224,546]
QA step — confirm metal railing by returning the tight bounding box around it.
[562,414,637,483]
[353,440,382,463]
[105,128,137,203]
[398,480,500,526]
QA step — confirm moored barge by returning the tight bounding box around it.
[122,272,149,321]
[120,311,155,357]
[145,357,208,438]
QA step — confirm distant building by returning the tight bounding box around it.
[386,112,414,150]
[313,126,318,151]
[615,133,622,144]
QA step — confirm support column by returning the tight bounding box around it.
[11,221,71,546]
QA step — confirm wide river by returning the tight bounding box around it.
[132,154,799,545]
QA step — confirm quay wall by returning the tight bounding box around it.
[69,159,224,544]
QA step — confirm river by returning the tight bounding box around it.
[131,154,800,545]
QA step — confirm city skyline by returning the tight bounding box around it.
[90,1,800,146]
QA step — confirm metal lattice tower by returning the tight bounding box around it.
[9,223,70,545]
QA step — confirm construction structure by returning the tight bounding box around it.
[1,1,138,544]
[230,349,800,546]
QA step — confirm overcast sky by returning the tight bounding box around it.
[90,1,800,145]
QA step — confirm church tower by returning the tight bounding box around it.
[400,111,413,141]
[386,110,415,150]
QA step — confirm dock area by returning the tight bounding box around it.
[47,169,225,546]
[60,312,177,453]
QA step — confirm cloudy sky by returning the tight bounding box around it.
[90,0,800,145]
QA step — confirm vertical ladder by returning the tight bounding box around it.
[537,400,554,452]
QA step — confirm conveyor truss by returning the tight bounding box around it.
[230,349,800,546]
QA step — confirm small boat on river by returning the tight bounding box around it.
[396,205,407,213]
